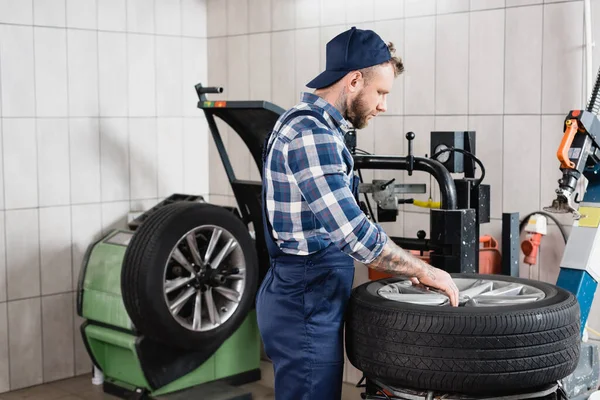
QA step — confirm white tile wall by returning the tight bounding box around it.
[156,0,182,36]
[272,0,295,31]
[182,37,208,116]
[98,0,127,32]
[249,33,272,101]
[35,28,69,117]
[129,118,158,200]
[156,36,183,116]
[295,28,320,98]
[40,206,72,295]
[271,30,296,109]
[67,30,99,117]
[8,298,42,390]
[100,118,129,201]
[404,16,435,115]
[182,0,206,37]
[6,209,40,300]
[504,5,543,114]
[405,0,435,17]
[157,118,184,197]
[128,34,156,117]
[128,0,155,34]
[98,32,128,116]
[503,115,540,215]
[469,9,504,114]
[0,303,8,393]
[0,0,33,25]
[320,0,345,26]
[42,293,74,382]
[375,0,404,20]
[227,0,248,35]
[69,118,101,204]
[37,119,71,207]
[541,1,584,114]
[0,26,36,117]
[4,119,38,209]
[435,12,469,115]
[249,0,271,32]
[0,213,5,303]
[66,0,96,29]
[0,1,209,391]
[34,0,66,28]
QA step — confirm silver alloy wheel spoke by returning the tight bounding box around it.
[204,229,222,264]
[479,283,524,297]
[214,286,240,303]
[186,232,204,267]
[205,288,220,325]
[192,291,202,330]
[172,248,196,276]
[165,276,196,294]
[211,239,237,270]
[378,278,545,307]
[225,274,244,281]
[170,287,196,315]
[460,280,493,299]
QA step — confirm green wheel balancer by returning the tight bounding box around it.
[77,197,261,397]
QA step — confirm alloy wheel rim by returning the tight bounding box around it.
[377,278,546,307]
[163,225,246,331]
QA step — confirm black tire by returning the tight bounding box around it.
[121,202,258,350]
[345,273,581,395]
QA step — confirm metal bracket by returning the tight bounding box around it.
[358,182,426,211]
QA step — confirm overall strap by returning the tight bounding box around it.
[261,109,331,258]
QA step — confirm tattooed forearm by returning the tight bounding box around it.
[367,241,437,281]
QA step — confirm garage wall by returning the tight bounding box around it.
[0,0,209,393]
[207,0,600,384]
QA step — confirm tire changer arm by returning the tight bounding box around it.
[544,67,600,337]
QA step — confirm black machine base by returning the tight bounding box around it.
[361,379,562,400]
[103,369,261,400]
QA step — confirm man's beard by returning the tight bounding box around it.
[336,91,371,129]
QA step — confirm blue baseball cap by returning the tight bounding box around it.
[306,26,392,89]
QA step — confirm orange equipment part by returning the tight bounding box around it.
[521,232,543,265]
[557,119,579,169]
[367,235,503,280]
[479,235,502,275]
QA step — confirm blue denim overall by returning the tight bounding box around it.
[256,110,357,400]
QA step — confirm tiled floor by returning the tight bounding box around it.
[0,362,364,400]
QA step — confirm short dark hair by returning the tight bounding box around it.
[360,42,404,82]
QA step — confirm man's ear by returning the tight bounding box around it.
[347,71,363,93]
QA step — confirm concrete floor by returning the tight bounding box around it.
[0,361,365,400]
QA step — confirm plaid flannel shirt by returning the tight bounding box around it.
[264,92,388,263]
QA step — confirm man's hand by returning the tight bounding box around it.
[367,241,460,307]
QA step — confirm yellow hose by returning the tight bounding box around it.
[412,199,441,209]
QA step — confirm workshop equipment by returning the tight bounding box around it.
[543,66,600,337]
[77,195,261,399]
[520,214,547,266]
[353,130,491,274]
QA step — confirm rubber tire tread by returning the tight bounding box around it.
[121,202,258,350]
[345,275,581,395]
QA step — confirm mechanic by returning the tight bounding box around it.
[256,27,459,400]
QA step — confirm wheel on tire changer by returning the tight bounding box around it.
[345,273,581,396]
